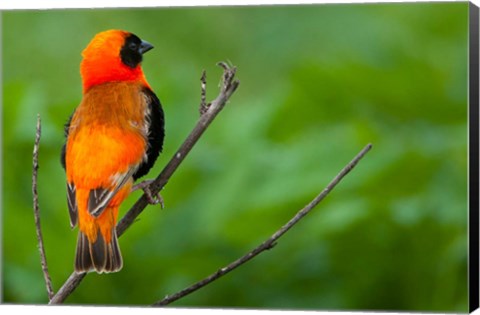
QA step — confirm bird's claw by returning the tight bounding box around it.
[132,180,164,209]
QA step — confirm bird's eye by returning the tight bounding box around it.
[129,42,138,51]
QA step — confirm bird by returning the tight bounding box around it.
[60,30,165,273]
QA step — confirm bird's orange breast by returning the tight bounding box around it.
[66,81,149,190]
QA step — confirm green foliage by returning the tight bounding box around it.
[2,2,469,312]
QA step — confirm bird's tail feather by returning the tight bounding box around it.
[75,229,123,273]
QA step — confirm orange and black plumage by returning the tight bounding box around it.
[60,30,165,273]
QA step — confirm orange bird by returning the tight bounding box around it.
[60,30,165,273]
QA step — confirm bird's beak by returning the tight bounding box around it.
[139,40,154,54]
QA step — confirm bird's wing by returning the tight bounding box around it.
[88,167,136,217]
[67,182,78,228]
[62,112,78,228]
[132,88,165,181]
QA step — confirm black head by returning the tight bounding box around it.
[120,33,154,68]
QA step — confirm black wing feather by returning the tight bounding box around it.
[88,167,136,217]
[60,112,74,170]
[132,88,165,180]
[61,113,78,227]
[89,188,111,217]
[67,183,77,228]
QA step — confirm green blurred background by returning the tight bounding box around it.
[1,2,469,312]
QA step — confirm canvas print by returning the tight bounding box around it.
[1,2,474,312]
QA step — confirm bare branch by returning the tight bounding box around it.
[49,272,86,303]
[48,62,240,304]
[32,114,55,300]
[153,143,373,306]
[116,63,239,237]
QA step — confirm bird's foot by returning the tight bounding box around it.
[132,180,164,209]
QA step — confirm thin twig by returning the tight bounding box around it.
[32,114,55,300]
[153,143,373,306]
[199,70,208,115]
[48,63,240,304]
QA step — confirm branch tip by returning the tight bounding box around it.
[199,69,209,115]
